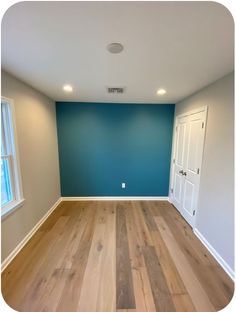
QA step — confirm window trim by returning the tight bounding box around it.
[1,97,25,219]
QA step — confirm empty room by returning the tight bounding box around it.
[0,1,234,311]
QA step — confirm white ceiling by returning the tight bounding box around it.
[1,1,234,103]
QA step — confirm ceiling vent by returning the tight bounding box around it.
[107,87,125,94]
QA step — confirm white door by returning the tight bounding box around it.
[172,116,188,213]
[171,107,207,227]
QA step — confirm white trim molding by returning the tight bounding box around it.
[194,228,234,280]
[1,97,25,218]
[1,198,62,272]
[61,196,170,201]
[1,198,25,220]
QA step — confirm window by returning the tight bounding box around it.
[1,97,24,217]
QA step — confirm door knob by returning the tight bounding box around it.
[179,170,184,174]
[183,171,187,176]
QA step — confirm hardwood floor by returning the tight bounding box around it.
[1,201,234,312]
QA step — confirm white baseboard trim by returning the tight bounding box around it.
[1,198,62,272]
[168,196,173,204]
[194,228,234,280]
[61,196,169,201]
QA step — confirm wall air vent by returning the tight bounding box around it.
[107,87,125,94]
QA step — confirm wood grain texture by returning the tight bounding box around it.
[172,294,196,312]
[125,202,156,312]
[151,229,187,295]
[56,204,97,312]
[143,245,176,312]
[116,203,136,309]
[155,216,216,312]
[96,203,116,312]
[1,201,234,312]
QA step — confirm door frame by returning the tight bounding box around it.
[169,106,208,228]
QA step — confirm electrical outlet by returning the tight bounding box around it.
[121,182,126,189]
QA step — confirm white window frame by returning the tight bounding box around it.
[1,97,25,219]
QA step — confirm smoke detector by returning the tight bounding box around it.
[107,43,124,54]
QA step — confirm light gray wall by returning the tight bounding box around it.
[1,71,61,262]
[175,72,234,272]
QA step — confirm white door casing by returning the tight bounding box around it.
[170,107,207,227]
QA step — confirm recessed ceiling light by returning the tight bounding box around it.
[63,84,73,92]
[107,42,124,54]
[157,88,167,95]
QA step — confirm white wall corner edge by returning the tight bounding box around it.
[193,228,234,281]
[1,197,62,272]
[61,196,170,201]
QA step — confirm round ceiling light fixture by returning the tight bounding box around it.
[157,88,167,95]
[107,42,124,54]
[63,84,73,92]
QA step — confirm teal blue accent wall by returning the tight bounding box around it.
[56,102,175,196]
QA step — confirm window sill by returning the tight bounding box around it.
[1,198,25,220]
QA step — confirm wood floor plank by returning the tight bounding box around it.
[148,201,168,217]
[132,268,149,312]
[39,201,74,231]
[211,265,234,302]
[155,216,216,312]
[140,201,158,231]
[55,202,93,270]
[151,229,187,295]
[1,200,233,312]
[130,264,156,312]
[125,202,156,312]
[116,203,136,310]
[143,245,176,312]
[55,204,97,312]
[29,268,73,312]
[75,203,110,312]
[131,202,153,246]
[163,204,214,265]
[187,263,234,310]
[125,201,145,268]
[139,266,157,312]
[1,229,45,297]
[172,294,196,312]
[96,202,116,312]
[162,213,212,267]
